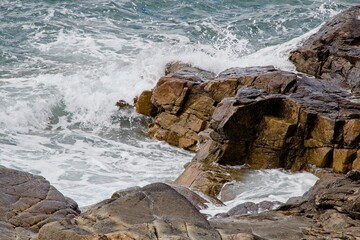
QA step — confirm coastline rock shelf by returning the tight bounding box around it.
[2,5,360,240]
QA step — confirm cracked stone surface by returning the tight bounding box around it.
[0,166,80,239]
[38,182,222,240]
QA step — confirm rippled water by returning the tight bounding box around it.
[0,0,357,207]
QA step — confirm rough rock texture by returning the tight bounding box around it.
[38,183,222,240]
[160,65,359,197]
[290,5,360,93]
[279,170,360,239]
[212,170,360,240]
[0,166,80,240]
[32,170,360,240]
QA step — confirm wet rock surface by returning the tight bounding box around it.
[0,166,80,240]
[290,5,360,94]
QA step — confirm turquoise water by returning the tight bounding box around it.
[0,1,357,207]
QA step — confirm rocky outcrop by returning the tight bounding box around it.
[137,63,360,197]
[38,182,222,240]
[290,5,360,93]
[0,166,80,239]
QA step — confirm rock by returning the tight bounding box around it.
[38,183,222,240]
[165,61,216,81]
[211,211,312,240]
[343,119,360,146]
[173,65,358,197]
[175,161,232,197]
[135,61,359,198]
[0,166,80,239]
[135,90,157,116]
[332,148,357,173]
[115,99,131,109]
[276,170,360,239]
[210,170,360,239]
[217,201,282,218]
[289,6,360,93]
[304,147,333,168]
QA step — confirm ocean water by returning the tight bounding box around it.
[0,1,357,208]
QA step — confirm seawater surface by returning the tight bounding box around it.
[0,1,357,208]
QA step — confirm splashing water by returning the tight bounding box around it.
[0,0,357,206]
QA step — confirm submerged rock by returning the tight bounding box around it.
[0,166,80,239]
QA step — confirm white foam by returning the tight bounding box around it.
[201,169,318,217]
[0,2,339,208]
[0,127,193,206]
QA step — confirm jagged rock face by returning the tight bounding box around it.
[136,61,359,197]
[38,183,222,240]
[136,65,297,151]
[0,166,80,240]
[289,6,360,93]
[167,66,357,197]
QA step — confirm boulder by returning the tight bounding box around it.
[38,183,222,240]
[0,166,80,239]
[289,6,360,93]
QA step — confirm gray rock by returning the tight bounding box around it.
[38,183,222,240]
[0,166,80,239]
[290,5,360,93]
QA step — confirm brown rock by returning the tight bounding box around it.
[251,71,297,94]
[152,77,189,113]
[352,150,360,169]
[164,64,358,197]
[247,116,297,169]
[135,90,157,116]
[310,115,335,145]
[175,162,231,197]
[343,119,360,146]
[332,148,357,173]
[154,112,179,130]
[203,78,239,103]
[165,61,216,82]
[185,95,216,121]
[304,147,333,168]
